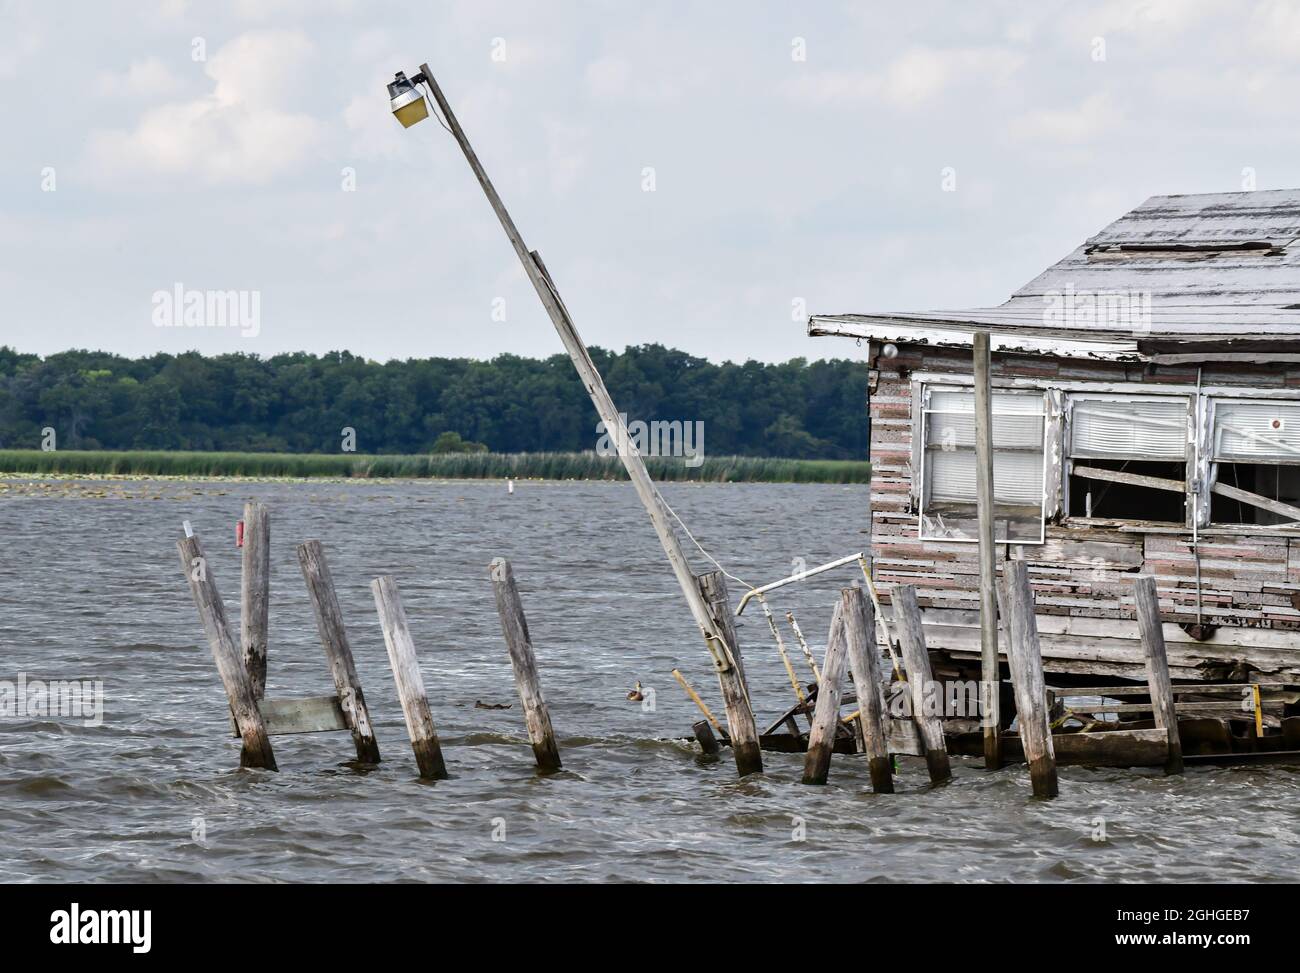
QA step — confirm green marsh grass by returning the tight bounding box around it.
[0,450,870,484]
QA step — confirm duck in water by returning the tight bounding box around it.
[626,681,645,702]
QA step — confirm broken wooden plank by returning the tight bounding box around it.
[229,694,348,737]
[1211,480,1300,524]
[1061,700,1250,715]
[1072,465,1184,494]
[1075,464,1300,524]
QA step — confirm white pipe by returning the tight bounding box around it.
[734,552,862,615]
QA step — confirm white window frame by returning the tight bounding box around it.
[1063,391,1194,527]
[918,383,1048,545]
[908,373,1300,538]
[1206,397,1300,527]
[1209,398,1300,465]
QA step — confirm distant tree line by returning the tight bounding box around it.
[0,344,868,459]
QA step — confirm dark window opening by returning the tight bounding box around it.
[1069,459,1186,523]
[1211,463,1300,526]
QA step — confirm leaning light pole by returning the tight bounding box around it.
[386,65,762,774]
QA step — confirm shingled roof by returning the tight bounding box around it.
[810,188,1300,359]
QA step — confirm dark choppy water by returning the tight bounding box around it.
[0,477,1295,883]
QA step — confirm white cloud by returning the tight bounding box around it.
[1248,0,1300,54]
[583,52,690,103]
[585,55,631,99]
[544,119,588,194]
[0,21,41,80]
[1072,0,1219,35]
[83,30,322,186]
[782,45,1024,108]
[1010,93,1119,144]
[343,88,406,161]
[94,57,181,98]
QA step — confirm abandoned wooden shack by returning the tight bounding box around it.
[810,188,1300,690]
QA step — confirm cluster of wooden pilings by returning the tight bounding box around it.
[179,504,1204,797]
[177,502,561,778]
[676,562,1191,800]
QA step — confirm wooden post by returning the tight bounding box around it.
[1001,562,1057,798]
[418,63,740,682]
[177,535,276,771]
[839,586,893,793]
[695,571,762,776]
[802,601,850,785]
[1133,576,1184,775]
[973,330,1001,770]
[371,575,447,780]
[240,501,270,699]
[297,540,381,764]
[892,585,952,783]
[693,720,720,756]
[489,557,561,772]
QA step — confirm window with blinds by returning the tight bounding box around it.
[1210,398,1300,525]
[920,389,1046,543]
[1070,396,1188,461]
[1212,400,1300,463]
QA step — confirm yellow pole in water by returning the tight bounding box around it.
[671,668,724,737]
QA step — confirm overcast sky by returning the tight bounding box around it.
[3,0,1300,365]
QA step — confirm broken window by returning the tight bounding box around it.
[919,388,1046,543]
[1209,399,1300,526]
[1066,394,1190,524]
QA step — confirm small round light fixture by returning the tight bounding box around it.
[388,71,429,128]
[881,342,899,359]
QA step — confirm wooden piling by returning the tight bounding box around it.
[370,575,447,780]
[973,330,1002,770]
[802,601,850,785]
[693,720,721,756]
[1133,576,1184,775]
[177,534,276,771]
[695,571,762,777]
[1001,562,1058,798]
[839,586,893,792]
[240,501,270,699]
[892,585,952,783]
[488,557,561,773]
[297,540,381,764]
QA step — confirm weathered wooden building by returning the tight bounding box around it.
[811,189,1300,684]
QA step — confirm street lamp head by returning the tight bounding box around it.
[388,71,429,128]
